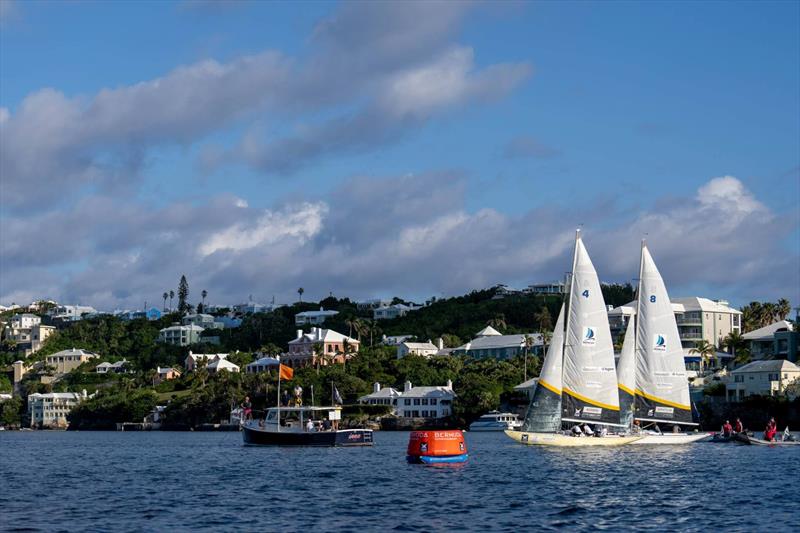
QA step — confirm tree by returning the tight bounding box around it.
[722,330,746,358]
[345,318,357,339]
[534,307,553,333]
[297,287,304,303]
[487,314,507,332]
[162,292,168,312]
[522,334,535,381]
[776,298,791,321]
[689,340,716,375]
[169,291,175,311]
[178,275,189,315]
[202,290,208,308]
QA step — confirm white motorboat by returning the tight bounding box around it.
[469,411,522,431]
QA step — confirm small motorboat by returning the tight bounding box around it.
[468,411,522,432]
[733,431,800,446]
[407,430,468,464]
[242,406,373,446]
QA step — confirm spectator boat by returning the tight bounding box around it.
[242,406,373,446]
[468,411,522,431]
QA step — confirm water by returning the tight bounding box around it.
[1,431,797,531]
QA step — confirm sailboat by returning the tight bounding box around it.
[626,241,709,444]
[506,230,641,446]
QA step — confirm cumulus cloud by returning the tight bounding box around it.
[1,175,795,309]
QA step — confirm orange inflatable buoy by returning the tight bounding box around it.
[407,430,468,464]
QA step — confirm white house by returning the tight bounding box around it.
[373,303,421,320]
[159,324,205,346]
[382,334,414,346]
[95,359,130,374]
[356,299,392,310]
[185,351,229,371]
[453,326,543,360]
[245,356,280,374]
[9,313,41,330]
[742,320,796,360]
[294,308,339,325]
[726,360,800,401]
[28,390,91,428]
[182,313,224,330]
[396,340,442,359]
[48,305,97,321]
[207,357,240,374]
[358,382,401,407]
[396,380,456,419]
[524,281,566,295]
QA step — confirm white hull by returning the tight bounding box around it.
[469,422,522,432]
[631,432,710,445]
[506,430,641,447]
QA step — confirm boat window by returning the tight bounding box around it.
[266,411,277,421]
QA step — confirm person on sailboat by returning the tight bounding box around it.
[582,423,593,436]
[734,418,744,434]
[571,425,583,437]
[722,420,733,438]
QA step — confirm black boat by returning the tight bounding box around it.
[242,406,373,447]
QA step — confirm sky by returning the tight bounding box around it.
[1,0,798,311]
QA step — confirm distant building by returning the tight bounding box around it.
[158,324,204,346]
[524,282,566,295]
[356,299,392,310]
[207,357,240,374]
[358,382,401,408]
[155,367,181,384]
[742,320,798,363]
[295,308,339,326]
[185,351,229,371]
[233,301,284,314]
[373,304,421,320]
[382,335,414,346]
[117,308,162,321]
[396,340,443,359]
[95,359,130,374]
[492,284,523,299]
[45,348,100,374]
[9,313,41,331]
[5,314,55,357]
[608,297,742,349]
[245,356,280,374]
[182,313,224,330]
[28,390,91,428]
[725,360,800,401]
[396,380,456,419]
[48,305,98,321]
[453,326,543,359]
[284,327,359,368]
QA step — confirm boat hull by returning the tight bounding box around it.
[505,430,641,446]
[407,454,469,464]
[733,433,800,446]
[242,425,373,446]
[630,432,710,445]
[468,424,521,432]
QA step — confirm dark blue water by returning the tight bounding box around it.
[1,431,797,531]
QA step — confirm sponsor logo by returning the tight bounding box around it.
[582,406,602,419]
[521,434,529,442]
[655,406,674,416]
[583,327,596,345]
[654,334,666,352]
[647,409,654,417]
[574,408,582,417]
[347,433,363,441]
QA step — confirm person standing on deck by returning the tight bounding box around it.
[722,420,733,437]
[734,418,743,434]
[764,418,777,441]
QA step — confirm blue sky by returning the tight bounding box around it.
[1,0,798,310]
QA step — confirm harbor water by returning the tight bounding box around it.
[1,431,797,531]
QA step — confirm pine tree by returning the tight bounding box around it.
[178,275,189,315]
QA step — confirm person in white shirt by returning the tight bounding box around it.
[582,423,593,436]
[306,419,315,432]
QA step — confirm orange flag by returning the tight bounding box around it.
[279,364,294,381]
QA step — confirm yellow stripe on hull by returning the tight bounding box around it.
[505,430,641,447]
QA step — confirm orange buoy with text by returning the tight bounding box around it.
[406,430,468,464]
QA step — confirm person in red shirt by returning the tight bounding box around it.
[722,420,733,437]
[764,418,777,441]
[734,418,743,434]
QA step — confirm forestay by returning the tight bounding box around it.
[634,243,694,425]
[561,232,621,426]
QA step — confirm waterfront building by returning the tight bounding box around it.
[396,340,441,359]
[452,326,543,359]
[607,297,741,349]
[357,382,401,407]
[155,366,181,384]
[396,380,456,419]
[294,308,339,326]
[245,356,280,374]
[206,357,240,374]
[182,313,224,330]
[45,348,100,374]
[95,359,130,374]
[28,390,90,428]
[725,360,800,401]
[742,320,798,363]
[185,351,229,371]
[284,327,359,368]
[158,324,204,346]
[373,303,421,320]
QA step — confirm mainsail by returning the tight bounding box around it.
[561,231,621,426]
[634,242,694,425]
[616,320,636,429]
[521,304,565,433]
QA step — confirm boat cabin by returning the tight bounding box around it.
[257,406,342,433]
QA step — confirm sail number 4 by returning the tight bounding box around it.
[582,290,589,298]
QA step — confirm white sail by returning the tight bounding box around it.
[562,231,621,426]
[617,320,636,428]
[634,242,694,425]
[521,304,564,433]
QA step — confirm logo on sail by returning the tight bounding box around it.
[653,334,666,352]
[582,327,596,345]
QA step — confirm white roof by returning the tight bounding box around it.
[358,387,401,401]
[288,329,359,345]
[732,360,800,373]
[671,297,741,315]
[207,358,240,372]
[161,324,204,332]
[401,342,438,351]
[475,325,502,337]
[742,320,794,341]
[47,348,99,358]
[247,357,280,368]
[186,352,228,362]
[95,362,112,368]
[403,385,457,398]
[28,392,85,400]
[457,333,543,351]
[295,309,339,317]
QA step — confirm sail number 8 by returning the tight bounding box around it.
[650,295,656,303]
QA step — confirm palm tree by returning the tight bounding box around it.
[162,292,168,312]
[297,287,304,303]
[534,307,553,333]
[487,314,507,332]
[345,318,357,339]
[522,334,535,381]
[776,298,791,321]
[722,330,745,358]
[353,318,368,342]
[312,342,324,374]
[734,347,752,366]
[341,339,354,371]
[169,290,175,311]
[201,290,208,308]
[689,340,716,375]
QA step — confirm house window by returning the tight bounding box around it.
[413,399,420,405]
[422,398,428,405]
[412,411,419,417]
[404,399,410,405]
[430,398,437,405]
